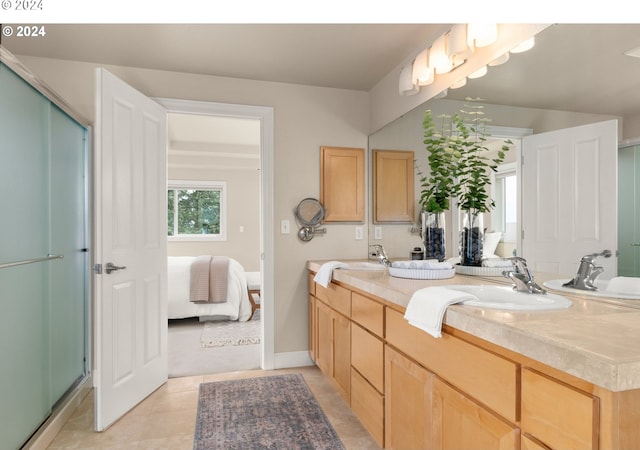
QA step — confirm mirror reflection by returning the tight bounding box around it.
[369,23,640,278]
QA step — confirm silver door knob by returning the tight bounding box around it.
[105,262,127,274]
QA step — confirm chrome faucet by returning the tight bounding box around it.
[503,256,547,294]
[562,250,612,291]
[369,244,392,267]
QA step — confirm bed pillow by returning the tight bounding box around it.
[483,232,502,258]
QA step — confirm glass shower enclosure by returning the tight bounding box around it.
[0,54,89,449]
[619,143,640,277]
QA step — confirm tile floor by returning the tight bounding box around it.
[46,366,381,449]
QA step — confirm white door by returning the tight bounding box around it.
[94,69,168,430]
[521,120,618,278]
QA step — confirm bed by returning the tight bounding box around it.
[167,256,252,322]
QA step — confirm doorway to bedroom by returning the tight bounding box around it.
[165,110,262,377]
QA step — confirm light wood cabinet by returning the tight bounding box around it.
[314,285,351,403]
[522,368,598,449]
[320,146,365,222]
[309,269,640,449]
[351,368,384,446]
[372,149,415,223]
[385,345,433,449]
[432,377,519,450]
[386,307,518,423]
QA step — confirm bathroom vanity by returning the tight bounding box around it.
[307,260,640,449]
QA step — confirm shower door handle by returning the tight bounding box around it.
[632,243,640,247]
[105,262,127,274]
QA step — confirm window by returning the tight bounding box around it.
[492,163,517,243]
[167,180,227,241]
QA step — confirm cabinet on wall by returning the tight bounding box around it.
[320,146,365,222]
[372,149,415,223]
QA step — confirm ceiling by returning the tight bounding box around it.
[4,23,640,130]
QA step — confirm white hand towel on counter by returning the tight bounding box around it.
[404,286,479,338]
[605,276,640,295]
[313,261,349,288]
[392,260,453,270]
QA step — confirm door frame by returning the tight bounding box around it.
[155,98,275,370]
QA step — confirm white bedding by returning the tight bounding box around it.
[167,256,251,322]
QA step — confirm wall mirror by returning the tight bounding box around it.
[295,197,326,241]
[368,24,640,277]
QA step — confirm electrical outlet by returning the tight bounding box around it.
[374,226,382,240]
[281,219,290,234]
[355,226,364,240]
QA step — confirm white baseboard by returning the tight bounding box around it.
[273,350,314,369]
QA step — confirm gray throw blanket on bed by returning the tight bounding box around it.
[189,256,229,303]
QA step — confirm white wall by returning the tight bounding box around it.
[17,55,370,355]
[167,166,261,272]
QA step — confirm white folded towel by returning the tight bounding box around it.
[605,276,640,295]
[404,287,479,338]
[313,261,349,288]
[392,260,453,270]
[482,258,513,268]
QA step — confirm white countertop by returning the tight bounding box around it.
[308,260,640,392]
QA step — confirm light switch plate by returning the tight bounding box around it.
[281,219,290,234]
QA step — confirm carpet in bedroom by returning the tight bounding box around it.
[168,315,261,378]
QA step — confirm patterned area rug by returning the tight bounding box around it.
[200,319,260,348]
[194,373,345,450]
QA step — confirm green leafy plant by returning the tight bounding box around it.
[452,98,512,213]
[418,110,458,213]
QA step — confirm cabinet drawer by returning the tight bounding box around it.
[351,368,384,447]
[351,292,384,338]
[522,368,598,450]
[315,282,351,317]
[386,308,517,423]
[351,323,384,392]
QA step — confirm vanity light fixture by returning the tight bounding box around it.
[511,37,535,53]
[450,77,467,89]
[468,65,488,79]
[448,24,473,65]
[399,62,419,95]
[467,23,498,48]
[430,33,453,74]
[489,52,510,66]
[412,48,435,86]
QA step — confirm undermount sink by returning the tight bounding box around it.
[543,279,640,300]
[447,284,573,311]
[344,261,387,271]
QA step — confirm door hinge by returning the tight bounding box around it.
[93,263,102,274]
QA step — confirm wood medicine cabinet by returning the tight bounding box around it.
[320,146,365,222]
[373,149,415,223]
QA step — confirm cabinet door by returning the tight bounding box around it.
[432,377,519,450]
[373,149,415,223]
[315,300,333,376]
[385,345,433,450]
[309,295,316,362]
[333,311,351,402]
[320,146,365,222]
[521,368,598,450]
[315,299,351,402]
